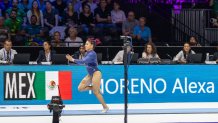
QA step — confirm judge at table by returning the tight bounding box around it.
[0,39,17,64]
[36,41,56,63]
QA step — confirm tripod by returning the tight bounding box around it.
[121,36,132,123]
[47,86,65,123]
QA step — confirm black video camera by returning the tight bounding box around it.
[47,96,65,113]
[47,96,65,123]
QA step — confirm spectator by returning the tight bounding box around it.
[133,17,152,45]
[27,0,44,27]
[51,31,65,47]
[173,42,196,64]
[111,1,126,27]
[213,46,218,62]
[22,15,44,46]
[209,0,218,27]
[5,0,25,22]
[18,0,30,13]
[189,36,201,46]
[79,4,95,34]
[65,27,83,47]
[52,0,66,19]
[95,0,111,25]
[36,41,56,63]
[0,17,10,46]
[122,11,138,36]
[142,42,160,59]
[95,0,115,33]
[0,39,17,64]
[0,0,11,17]
[4,10,22,37]
[44,1,59,29]
[86,0,97,13]
[63,2,78,27]
[112,44,132,63]
[27,0,45,11]
[73,45,86,59]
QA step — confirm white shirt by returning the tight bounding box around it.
[111,10,126,23]
[142,52,159,59]
[173,50,196,62]
[112,50,124,63]
[0,48,17,63]
[45,52,51,62]
[64,37,83,47]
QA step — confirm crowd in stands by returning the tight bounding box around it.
[0,0,217,64]
[0,0,217,46]
[0,0,153,46]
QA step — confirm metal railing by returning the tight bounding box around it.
[172,9,212,45]
[147,2,212,45]
[204,28,218,45]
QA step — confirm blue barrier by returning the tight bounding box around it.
[0,65,217,105]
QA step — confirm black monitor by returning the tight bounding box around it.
[130,53,139,64]
[13,54,30,64]
[53,54,68,65]
[187,53,203,63]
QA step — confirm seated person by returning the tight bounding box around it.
[62,2,78,27]
[73,45,86,59]
[142,42,160,59]
[112,44,132,63]
[4,10,22,36]
[43,1,58,29]
[36,41,56,63]
[133,17,152,45]
[213,46,218,62]
[22,15,44,46]
[173,42,196,64]
[122,11,138,36]
[111,1,126,27]
[27,0,44,27]
[51,31,65,47]
[0,39,17,64]
[95,0,114,29]
[79,4,95,34]
[52,0,66,20]
[5,0,25,22]
[64,27,83,47]
[4,9,24,46]
[189,36,201,46]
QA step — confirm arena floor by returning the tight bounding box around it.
[1,104,218,123]
[1,113,218,123]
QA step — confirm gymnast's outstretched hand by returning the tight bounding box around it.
[66,54,74,62]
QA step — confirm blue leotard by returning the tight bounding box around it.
[74,50,99,76]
